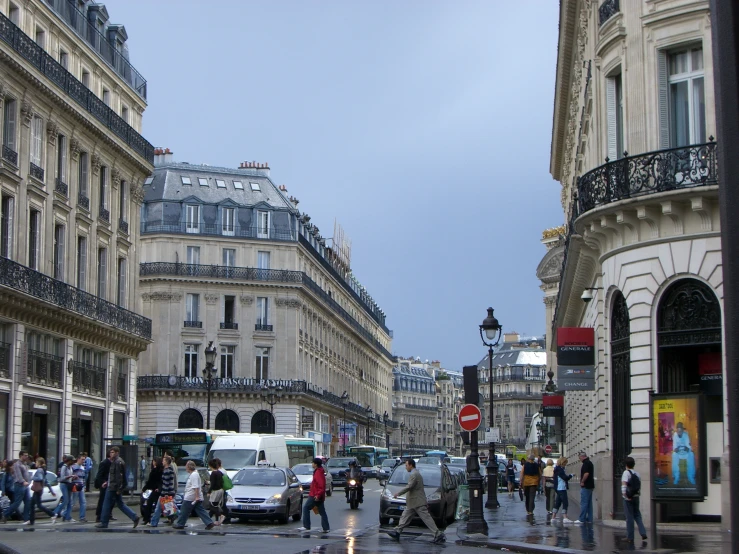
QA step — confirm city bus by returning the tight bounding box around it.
[346,445,389,477]
[152,428,237,467]
[285,436,317,466]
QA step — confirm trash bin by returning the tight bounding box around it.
[455,484,470,521]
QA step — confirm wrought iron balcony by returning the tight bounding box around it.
[70,360,106,397]
[0,341,10,378]
[29,162,44,181]
[54,178,68,196]
[2,145,17,165]
[0,255,151,339]
[27,349,63,388]
[0,12,153,162]
[183,320,202,328]
[78,193,89,210]
[42,0,147,100]
[138,375,309,394]
[255,323,273,332]
[220,322,238,330]
[577,141,718,216]
[140,262,303,283]
[99,207,110,222]
[118,219,129,234]
[140,221,297,242]
[599,0,620,26]
[117,372,127,402]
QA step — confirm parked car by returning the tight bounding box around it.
[325,457,358,488]
[378,458,401,481]
[225,467,302,524]
[497,460,522,490]
[291,463,333,496]
[9,470,62,515]
[379,464,458,527]
[447,465,467,486]
[416,457,442,466]
[448,457,466,468]
[173,467,211,511]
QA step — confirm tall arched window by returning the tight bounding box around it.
[178,408,203,429]
[215,409,240,432]
[611,290,631,518]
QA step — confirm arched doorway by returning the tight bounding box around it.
[611,290,631,518]
[215,409,240,432]
[178,408,203,429]
[251,410,275,434]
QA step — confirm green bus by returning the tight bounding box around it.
[285,436,317,467]
[347,445,390,477]
[153,428,237,467]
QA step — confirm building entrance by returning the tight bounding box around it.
[21,397,60,469]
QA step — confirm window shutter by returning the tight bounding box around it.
[658,50,670,148]
[98,248,107,299]
[59,136,67,182]
[118,258,127,307]
[5,197,13,259]
[606,76,618,160]
[5,100,16,151]
[79,238,87,290]
[265,298,269,325]
[80,153,88,196]
[56,226,65,279]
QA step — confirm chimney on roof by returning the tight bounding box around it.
[238,160,270,176]
[503,332,520,344]
[154,147,174,167]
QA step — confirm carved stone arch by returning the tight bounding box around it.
[178,408,204,429]
[610,289,631,519]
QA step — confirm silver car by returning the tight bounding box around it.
[291,463,333,496]
[225,467,303,524]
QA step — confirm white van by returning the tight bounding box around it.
[207,434,289,477]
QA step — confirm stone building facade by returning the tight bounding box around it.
[0,0,153,467]
[550,0,726,525]
[135,154,394,457]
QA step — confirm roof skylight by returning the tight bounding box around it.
[181,176,192,185]
[216,179,226,188]
[250,183,261,191]
[198,178,208,186]
[144,177,153,185]
[233,180,243,189]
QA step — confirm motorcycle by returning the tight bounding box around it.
[345,478,361,510]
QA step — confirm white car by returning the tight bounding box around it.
[0,470,63,514]
[291,463,333,496]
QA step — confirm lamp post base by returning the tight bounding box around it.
[485,443,499,509]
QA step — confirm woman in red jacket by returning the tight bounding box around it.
[297,458,330,533]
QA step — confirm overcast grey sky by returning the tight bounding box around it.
[109,0,562,370]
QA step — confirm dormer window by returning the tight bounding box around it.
[257,210,269,239]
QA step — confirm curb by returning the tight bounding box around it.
[458,537,680,554]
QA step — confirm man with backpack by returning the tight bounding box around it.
[621,457,647,545]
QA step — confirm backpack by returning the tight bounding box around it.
[626,470,641,498]
[221,469,233,491]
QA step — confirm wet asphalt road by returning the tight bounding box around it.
[0,483,466,554]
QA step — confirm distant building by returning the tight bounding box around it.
[135,153,393,456]
[390,358,437,455]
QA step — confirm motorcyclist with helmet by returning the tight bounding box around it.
[345,460,364,504]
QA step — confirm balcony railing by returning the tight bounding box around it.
[118,219,128,234]
[220,322,238,330]
[141,221,297,242]
[255,323,273,332]
[27,349,63,388]
[140,262,303,283]
[183,320,202,328]
[42,0,147,100]
[70,360,106,397]
[577,141,718,215]
[0,255,151,339]
[2,145,17,165]
[0,341,10,378]
[599,0,620,26]
[78,194,89,210]
[99,207,110,222]
[54,178,68,196]
[29,162,44,181]
[117,372,127,402]
[0,12,153,162]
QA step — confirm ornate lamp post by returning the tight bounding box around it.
[400,421,405,456]
[203,341,218,429]
[261,382,283,433]
[383,411,390,450]
[365,405,373,444]
[341,391,349,454]
[480,307,503,509]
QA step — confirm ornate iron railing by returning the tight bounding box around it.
[118,219,128,234]
[0,255,151,339]
[141,221,297,242]
[0,12,153,162]
[2,145,17,165]
[254,323,273,332]
[578,141,718,214]
[183,320,202,328]
[27,349,63,388]
[29,162,44,181]
[54,178,68,196]
[140,262,303,283]
[117,372,127,402]
[78,194,89,210]
[70,360,106,397]
[220,322,238,330]
[599,0,620,25]
[0,341,10,378]
[138,375,309,394]
[99,207,110,222]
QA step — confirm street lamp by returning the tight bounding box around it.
[383,411,390,450]
[400,421,405,456]
[261,382,283,432]
[203,341,218,429]
[341,391,349,454]
[480,307,503,509]
[365,405,373,444]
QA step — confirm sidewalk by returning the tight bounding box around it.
[450,490,732,553]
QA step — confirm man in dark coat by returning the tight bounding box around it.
[94,452,115,523]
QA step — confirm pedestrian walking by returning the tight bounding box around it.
[543,458,556,514]
[94,452,113,523]
[141,457,163,525]
[27,457,56,525]
[520,454,541,515]
[95,446,140,529]
[82,452,93,491]
[206,458,225,525]
[139,456,147,490]
[3,451,32,523]
[0,459,15,523]
[150,455,176,527]
[213,458,232,524]
[537,455,545,494]
[552,457,574,523]
[622,457,647,544]
[64,454,88,523]
[53,455,76,522]
[575,451,595,524]
[387,459,445,544]
[171,461,214,529]
[297,458,329,533]
[505,459,516,498]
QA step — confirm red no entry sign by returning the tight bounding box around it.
[458,404,482,432]
[544,444,553,455]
